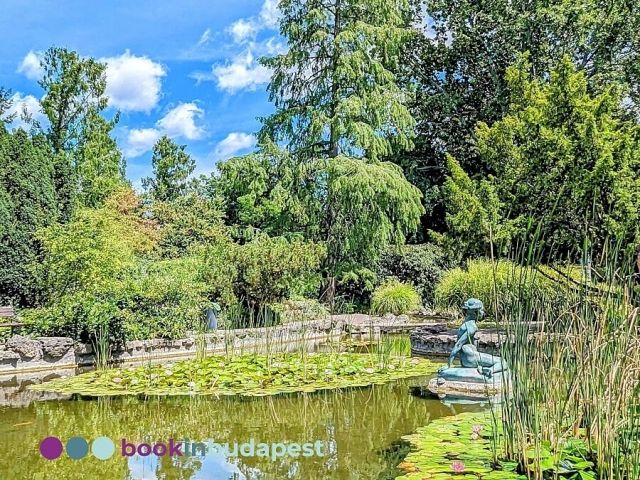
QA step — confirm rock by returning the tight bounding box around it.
[37,337,73,358]
[427,377,505,400]
[6,336,43,359]
[383,313,396,322]
[0,350,20,361]
[396,314,410,323]
[74,343,93,355]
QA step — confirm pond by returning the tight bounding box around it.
[0,374,483,479]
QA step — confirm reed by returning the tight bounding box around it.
[493,239,640,479]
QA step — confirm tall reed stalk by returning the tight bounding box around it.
[494,239,640,479]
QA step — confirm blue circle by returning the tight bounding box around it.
[92,436,115,460]
[66,436,89,460]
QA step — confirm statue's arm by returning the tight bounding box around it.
[447,333,469,368]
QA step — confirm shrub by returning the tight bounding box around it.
[377,243,448,305]
[434,259,587,316]
[269,297,329,324]
[370,280,422,315]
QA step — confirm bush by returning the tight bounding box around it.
[434,259,585,316]
[370,280,422,315]
[377,243,448,305]
[269,297,329,324]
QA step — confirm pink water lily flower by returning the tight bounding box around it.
[452,460,465,473]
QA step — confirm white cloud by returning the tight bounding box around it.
[156,103,205,140]
[213,132,256,159]
[211,50,271,93]
[260,0,280,29]
[102,51,166,112]
[228,18,258,44]
[4,93,48,130]
[124,128,161,157]
[197,28,212,46]
[124,103,206,157]
[17,51,44,81]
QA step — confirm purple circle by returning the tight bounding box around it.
[40,436,63,460]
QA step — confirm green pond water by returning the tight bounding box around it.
[0,374,484,480]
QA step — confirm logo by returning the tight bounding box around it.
[39,436,326,461]
[39,436,116,460]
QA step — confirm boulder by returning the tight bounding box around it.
[6,336,43,359]
[37,337,73,358]
[0,349,20,361]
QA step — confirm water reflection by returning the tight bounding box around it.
[0,376,482,479]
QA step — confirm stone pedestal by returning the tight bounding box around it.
[427,370,508,400]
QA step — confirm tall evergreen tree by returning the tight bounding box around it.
[75,112,127,208]
[398,0,640,234]
[142,136,196,203]
[252,0,424,303]
[260,0,416,160]
[0,125,58,306]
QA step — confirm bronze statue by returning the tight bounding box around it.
[437,298,506,383]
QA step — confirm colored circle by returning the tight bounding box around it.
[66,436,89,460]
[92,436,115,460]
[40,436,63,460]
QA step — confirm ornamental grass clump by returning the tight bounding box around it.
[370,280,422,315]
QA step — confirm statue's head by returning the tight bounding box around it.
[462,298,484,321]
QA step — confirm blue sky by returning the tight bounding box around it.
[0,0,282,187]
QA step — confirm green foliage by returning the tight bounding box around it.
[143,136,196,202]
[326,157,424,275]
[232,234,326,312]
[370,280,421,315]
[377,243,448,304]
[152,192,228,258]
[213,147,320,240]
[0,127,58,306]
[39,46,111,219]
[398,0,640,233]
[26,189,155,341]
[437,155,512,261]
[269,297,329,324]
[260,0,415,160]
[31,353,439,397]
[434,259,584,316]
[75,112,126,208]
[477,56,640,259]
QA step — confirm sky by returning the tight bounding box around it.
[0,0,283,187]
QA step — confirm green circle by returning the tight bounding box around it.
[92,436,115,460]
[66,436,89,460]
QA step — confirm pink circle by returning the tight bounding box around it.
[40,436,64,460]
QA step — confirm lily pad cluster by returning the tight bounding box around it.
[30,352,439,397]
[395,412,526,480]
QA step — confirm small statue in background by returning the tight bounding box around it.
[437,298,507,383]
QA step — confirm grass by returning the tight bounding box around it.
[371,280,422,315]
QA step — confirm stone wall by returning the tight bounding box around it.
[0,319,342,376]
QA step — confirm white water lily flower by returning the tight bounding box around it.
[387,365,396,370]
[130,378,139,385]
[187,381,196,389]
[164,370,173,376]
[365,368,375,374]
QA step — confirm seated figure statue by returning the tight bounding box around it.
[437,298,507,383]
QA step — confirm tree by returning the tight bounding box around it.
[40,47,108,154]
[75,112,127,208]
[397,0,640,233]
[256,0,424,303]
[0,126,58,306]
[476,56,640,260]
[38,47,112,219]
[143,136,196,203]
[260,0,415,160]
